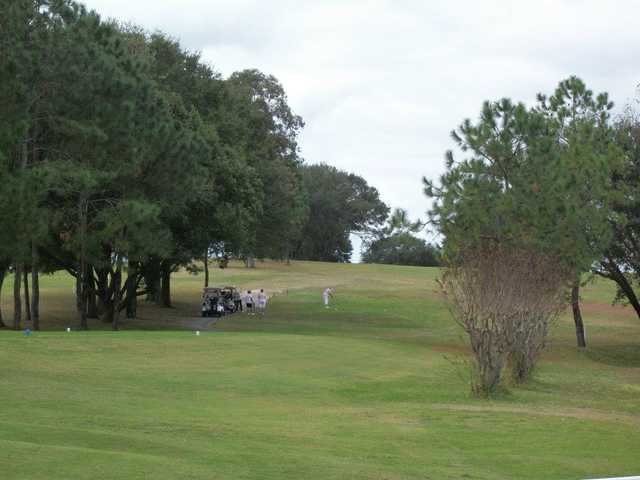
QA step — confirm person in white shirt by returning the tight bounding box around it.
[322,287,334,308]
[216,300,225,316]
[257,289,268,315]
[245,290,255,315]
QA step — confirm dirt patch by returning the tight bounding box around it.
[580,302,637,325]
[428,403,640,426]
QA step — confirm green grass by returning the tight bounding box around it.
[1,261,639,479]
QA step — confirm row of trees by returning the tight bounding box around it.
[0,0,390,331]
[426,77,640,394]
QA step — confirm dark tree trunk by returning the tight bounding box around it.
[23,269,31,323]
[75,275,83,319]
[15,138,27,330]
[150,275,161,305]
[204,249,209,288]
[78,196,88,330]
[160,262,172,308]
[144,258,161,304]
[125,266,138,319]
[571,280,587,348]
[598,261,640,319]
[0,268,6,328]
[79,288,88,330]
[30,116,40,330]
[125,289,137,319]
[95,268,110,322]
[14,264,22,330]
[31,244,40,330]
[112,259,123,331]
[95,267,115,325]
[87,275,98,319]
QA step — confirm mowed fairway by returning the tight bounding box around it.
[1,261,639,479]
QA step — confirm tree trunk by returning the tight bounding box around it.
[160,262,172,308]
[75,275,82,318]
[87,275,98,319]
[95,268,110,322]
[30,111,40,330]
[78,196,88,330]
[125,266,138,319]
[112,257,123,331]
[144,258,161,304]
[23,269,31,323]
[94,266,115,325]
[571,280,587,348]
[244,255,255,268]
[204,249,209,288]
[31,244,40,330]
[150,275,161,305]
[0,268,6,328]
[14,264,22,330]
[602,261,640,319]
[15,136,28,330]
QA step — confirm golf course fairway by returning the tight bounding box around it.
[1,261,639,479]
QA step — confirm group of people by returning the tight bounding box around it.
[241,289,268,315]
[241,287,334,313]
[205,286,334,318]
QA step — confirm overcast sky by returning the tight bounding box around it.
[82,0,639,256]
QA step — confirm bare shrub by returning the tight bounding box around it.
[440,244,570,395]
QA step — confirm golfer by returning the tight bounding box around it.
[257,289,268,315]
[322,287,334,308]
[245,290,255,315]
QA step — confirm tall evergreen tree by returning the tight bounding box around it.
[594,103,640,319]
[425,77,621,347]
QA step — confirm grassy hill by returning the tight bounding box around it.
[1,261,639,479]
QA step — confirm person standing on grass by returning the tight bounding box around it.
[257,289,268,315]
[233,289,243,312]
[245,290,255,315]
[322,287,334,308]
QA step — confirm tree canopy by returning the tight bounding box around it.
[293,164,389,262]
[424,77,620,271]
[424,76,623,348]
[0,0,391,330]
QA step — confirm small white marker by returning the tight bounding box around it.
[196,331,200,336]
[585,477,640,480]
[66,327,71,332]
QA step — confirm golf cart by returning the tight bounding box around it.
[201,286,241,317]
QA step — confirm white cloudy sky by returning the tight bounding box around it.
[82,0,639,255]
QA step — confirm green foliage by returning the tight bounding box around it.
[0,0,314,327]
[2,0,398,328]
[225,69,307,259]
[382,208,425,236]
[362,208,437,266]
[593,103,640,316]
[294,164,389,262]
[424,77,621,272]
[362,232,440,266]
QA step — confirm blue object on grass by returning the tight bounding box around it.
[23,328,32,337]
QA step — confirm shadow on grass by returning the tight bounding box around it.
[585,344,640,368]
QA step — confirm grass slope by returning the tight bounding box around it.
[1,261,639,479]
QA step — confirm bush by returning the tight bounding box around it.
[440,244,570,395]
